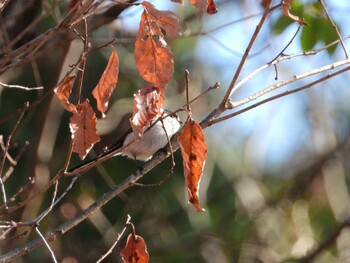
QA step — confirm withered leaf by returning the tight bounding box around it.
[130,86,164,138]
[178,118,207,212]
[54,75,77,112]
[120,234,149,263]
[282,0,308,26]
[135,2,177,88]
[92,48,119,118]
[142,1,180,37]
[69,99,100,160]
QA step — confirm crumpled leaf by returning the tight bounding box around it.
[130,86,164,138]
[282,0,309,26]
[135,2,179,88]
[178,118,207,212]
[92,48,119,118]
[120,234,149,263]
[69,99,100,160]
[54,75,77,112]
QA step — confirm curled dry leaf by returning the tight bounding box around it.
[178,118,207,212]
[135,2,179,88]
[130,86,164,138]
[69,99,100,160]
[120,234,149,263]
[282,0,309,26]
[54,75,77,112]
[92,48,119,118]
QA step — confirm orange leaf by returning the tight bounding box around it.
[135,2,176,88]
[120,234,149,263]
[282,0,308,26]
[178,118,207,212]
[130,86,164,138]
[92,48,119,118]
[54,75,77,112]
[171,0,183,3]
[141,2,180,37]
[69,99,100,160]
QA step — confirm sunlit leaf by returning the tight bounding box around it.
[120,234,149,263]
[135,2,177,88]
[92,48,119,118]
[141,1,180,37]
[54,75,77,112]
[69,99,100,160]
[130,86,164,138]
[178,118,207,212]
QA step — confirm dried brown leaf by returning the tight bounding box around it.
[135,2,176,88]
[54,75,77,112]
[130,86,164,138]
[178,118,207,212]
[69,99,100,160]
[282,0,308,26]
[92,48,119,118]
[120,234,149,263]
[142,1,180,37]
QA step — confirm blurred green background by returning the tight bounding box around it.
[1,0,350,262]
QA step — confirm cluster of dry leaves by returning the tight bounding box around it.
[54,0,306,262]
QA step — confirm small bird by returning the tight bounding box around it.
[119,111,181,161]
[68,111,181,174]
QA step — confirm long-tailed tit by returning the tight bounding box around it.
[68,111,181,174]
[119,111,181,161]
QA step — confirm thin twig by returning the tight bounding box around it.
[0,82,43,91]
[297,216,350,263]
[96,214,131,263]
[210,66,350,125]
[0,102,30,209]
[221,1,274,106]
[35,227,58,263]
[2,141,30,182]
[318,0,348,58]
[230,58,350,109]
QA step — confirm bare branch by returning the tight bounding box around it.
[297,216,350,263]
[318,0,348,58]
[0,82,43,91]
[230,58,350,109]
[35,227,58,263]
[96,215,131,263]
